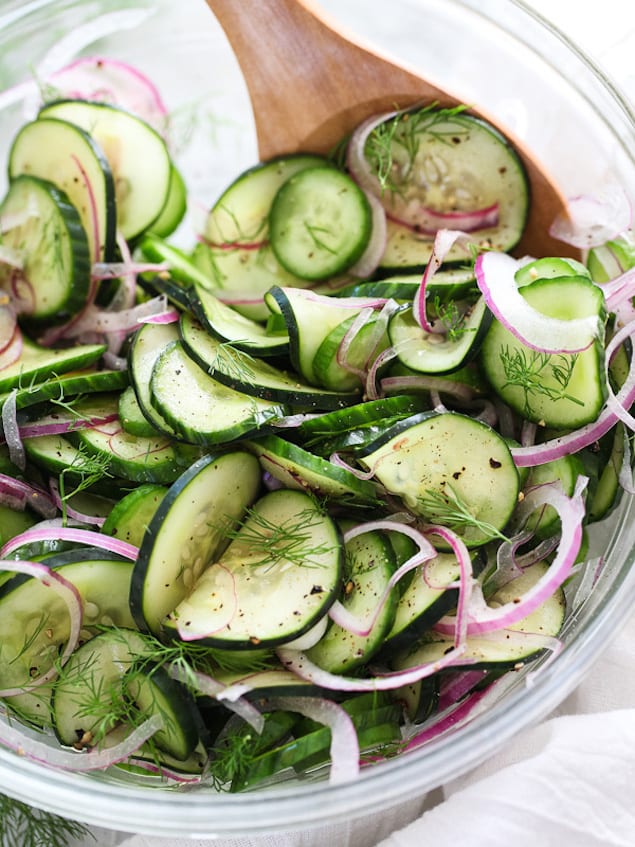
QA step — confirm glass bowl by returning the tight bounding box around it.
[0,0,634,838]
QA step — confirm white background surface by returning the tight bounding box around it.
[49,1,635,844]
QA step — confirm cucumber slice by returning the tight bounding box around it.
[295,395,429,457]
[312,311,389,393]
[8,116,116,262]
[337,268,477,302]
[101,483,168,547]
[200,154,329,320]
[130,451,262,636]
[179,312,359,409]
[128,322,182,438]
[0,368,128,412]
[358,411,519,547]
[165,490,343,649]
[148,162,187,238]
[480,275,607,428]
[265,286,382,384]
[0,175,90,320]
[0,336,105,393]
[306,529,397,673]
[395,562,566,670]
[149,340,285,446]
[381,552,464,653]
[51,628,200,760]
[369,109,529,272]
[388,297,491,375]
[0,549,135,693]
[269,166,372,280]
[39,100,172,240]
[191,283,289,357]
[118,385,160,437]
[245,434,380,505]
[73,413,201,484]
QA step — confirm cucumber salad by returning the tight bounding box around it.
[0,53,634,793]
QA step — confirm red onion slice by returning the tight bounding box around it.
[413,229,474,332]
[387,202,499,237]
[549,187,632,249]
[475,251,603,354]
[168,666,264,733]
[435,478,586,637]
[0,713,164,772]
[1,389,25,471]
[0,526,139,560]
[277,641,471,693]
[0,474,57,519]
[0,559,82,697]
[264,696,360,784]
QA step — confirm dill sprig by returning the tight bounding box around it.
[206,340,257,386]
[57,443,112,523]
[303,221,337,255]
[217,504,337,571]
[417,484,508,542]
[0,793,92,847]
[364,104,470,194]
[431,295,476,342]
[499,346,582,418]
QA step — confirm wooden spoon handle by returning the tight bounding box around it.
[205,0,446,159]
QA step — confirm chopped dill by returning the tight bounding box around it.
[499,346,582,418]
[0,794,92,847]
[417,484,508,541]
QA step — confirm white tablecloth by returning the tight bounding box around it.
[60,1,635,844]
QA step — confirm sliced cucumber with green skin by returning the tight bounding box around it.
[371,110,528,272]
[245,434,380,505]
[128,322,181,438]
[0,175,90,320]
[51,628,200,760]
[380,552,464,653]
[0,368,128,412]
[306,529,397,673]
[0,549,135,692]
[118,385,160,437]
[514,256,591,287]
[138,233,220,291]
[8,116,116,262]
[149,340,286,446]
[521,453,585,537]
[265,286,383,384]
[388,298,491,375]
[0,504,38,549]
[358,411,519,547]
[39,100,172,241]
[0,336,105,393]
[295,394,429,457]
[312,311,390,393]
[269,166,371,280]
[480,275,607,428]
[147,163,187,238]
[394,562,566,671]
[337,268,478,302]
[191,282,289,357]
[179,312,359,409]
[200,154,329,320]
[73,411,201,484]
[587,423,625,523]
[130,451,262,636]
[165,489,343,649]
[101,483,168,547]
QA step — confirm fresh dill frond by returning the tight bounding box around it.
[57,443,112,523]
[417,484,508,542]
[499,346,582,418]
[303,221,338,255]
[206,340,257,385]
[364,104,470,194]
[208,728,258,791]
[216,504,337,571]
[430,295,476,342]
[0,793,92,847]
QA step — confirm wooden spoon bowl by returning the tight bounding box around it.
[205,0,577,259]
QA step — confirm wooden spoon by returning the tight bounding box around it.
[205,0,576,258]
